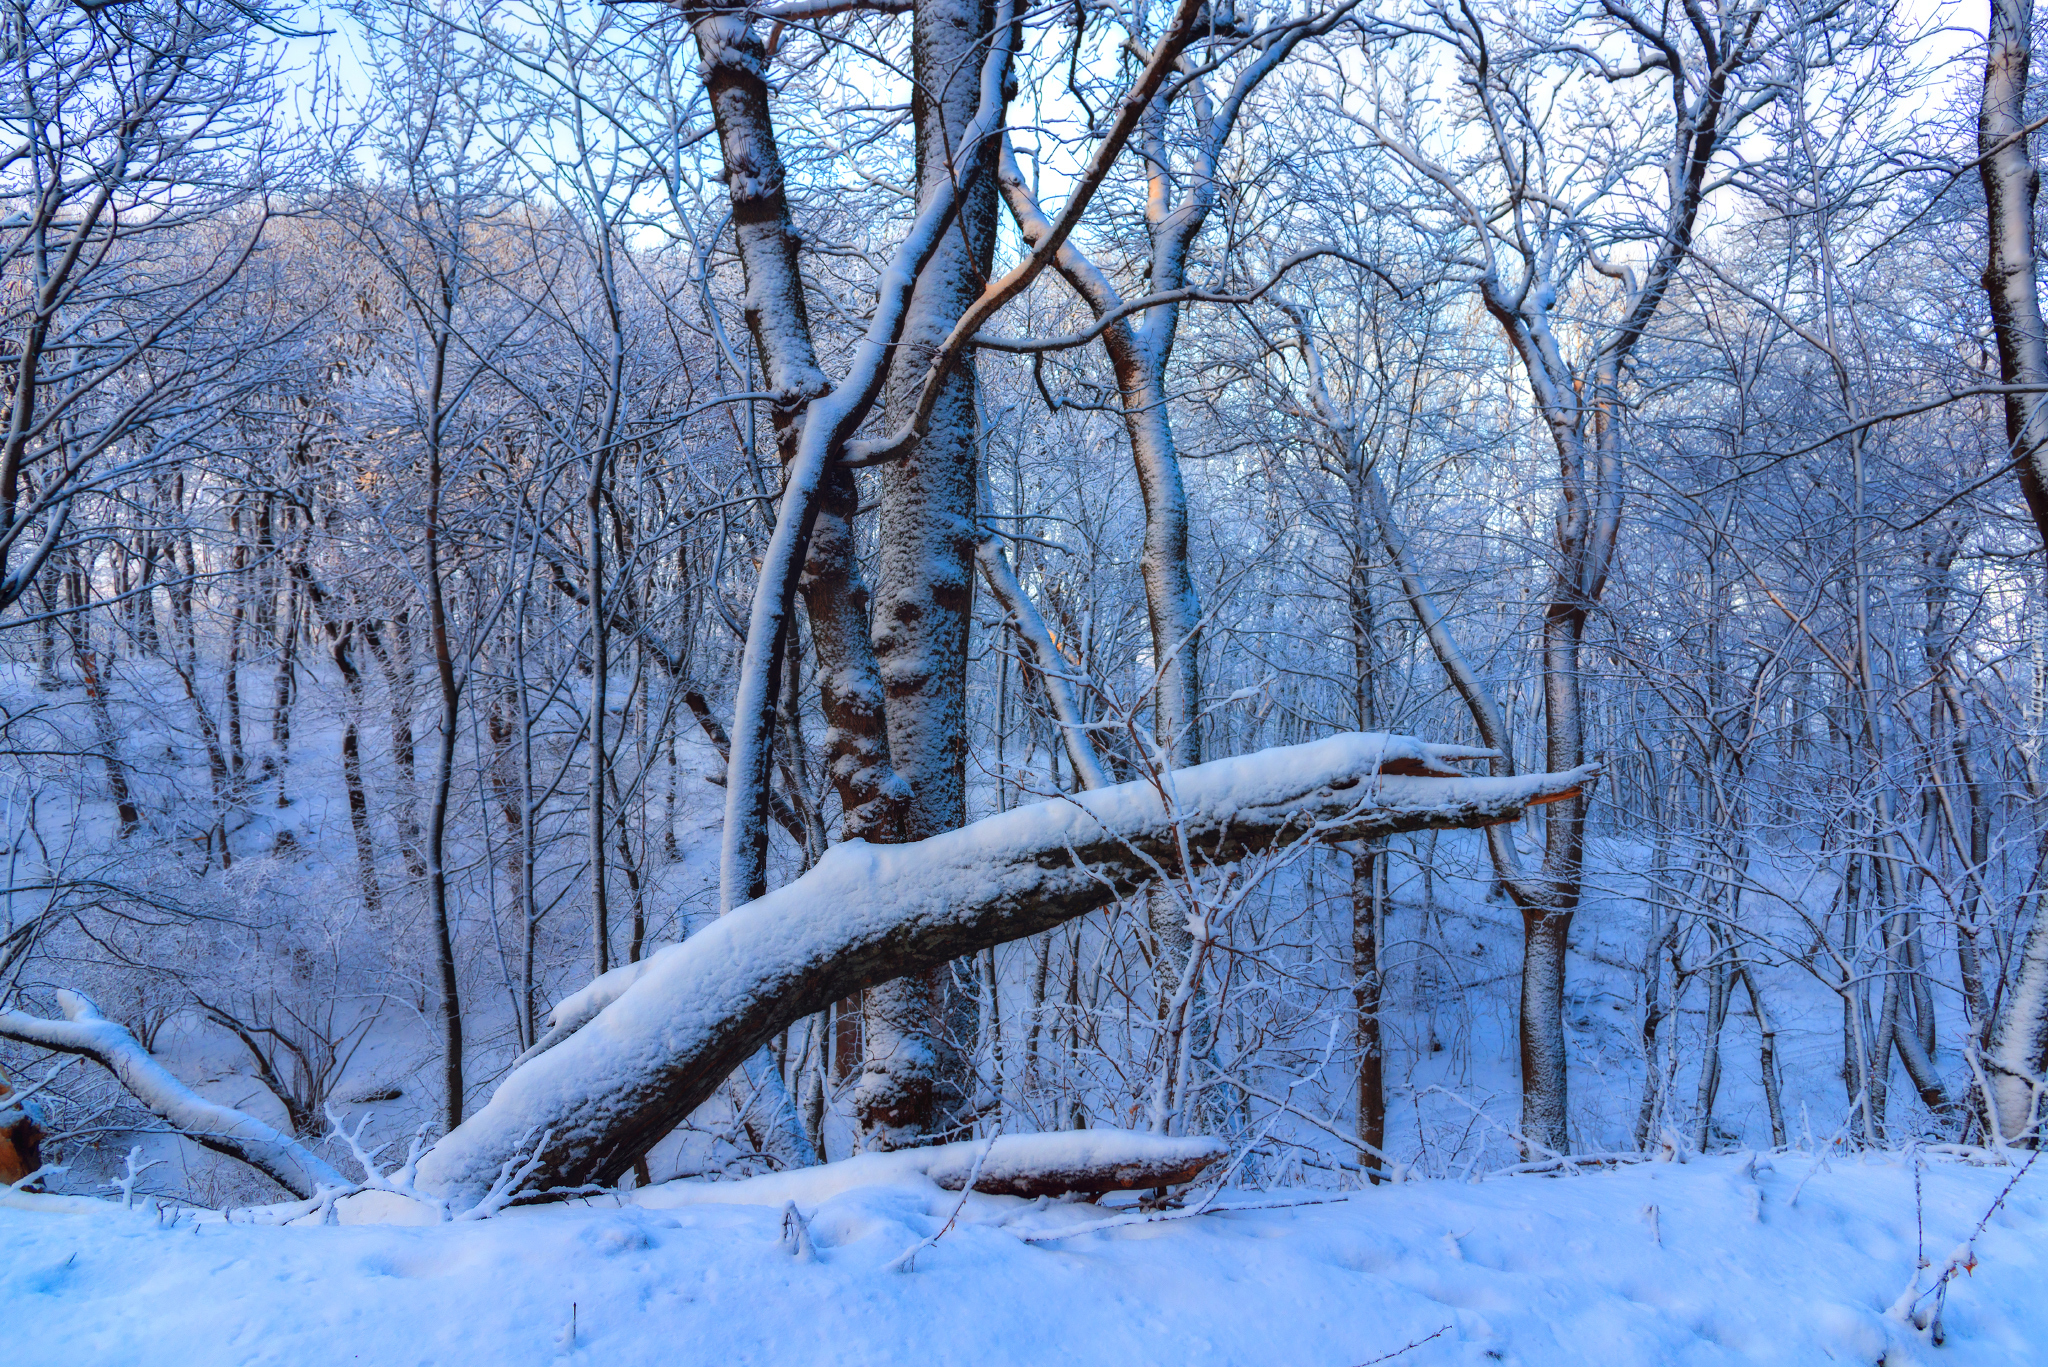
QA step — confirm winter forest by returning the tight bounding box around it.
[6,0,2048,1360]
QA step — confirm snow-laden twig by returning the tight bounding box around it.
[326,1107,548,1221]
[109,1146,162,1209]
[887,1125,1001,1273]
[1350,1325,1452,1365]
[780,1201,818,1261]
[1887,1150,2039,1341]
[3,1056,77,1109]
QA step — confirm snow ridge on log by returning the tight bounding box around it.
[415,733,1595,1206]
[921,1130,1225,1197]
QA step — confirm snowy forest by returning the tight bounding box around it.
[6,0,2048,1360]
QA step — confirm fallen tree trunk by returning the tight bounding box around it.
[921,1130,1224,1197]
[413,733,1593,1206]
[0,990,351,1199]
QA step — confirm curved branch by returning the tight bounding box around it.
[0,990,351,1199]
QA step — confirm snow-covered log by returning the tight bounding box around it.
[412,733,1593,1206]
[0,990,351,1199]
[921,1130,1224,1197]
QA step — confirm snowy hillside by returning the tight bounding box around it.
[10,0,2048,1363]
[9,1150,2043,1366]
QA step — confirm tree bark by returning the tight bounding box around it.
[1981,0,2048,1144]
[856,0,1008,1149]
[1982,0,2048,545]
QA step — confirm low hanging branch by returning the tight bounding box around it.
[411,733,1594,1206]
[0,990,351,1199]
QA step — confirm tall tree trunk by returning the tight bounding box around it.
[1692,924,1732,1153]
[423,321,465,1134]
[1738,962,1787,1148]
[860,0,1005,1150]
[1349,537,1383,1174]
[487,688,531,1047]
[330,621,381,912]
[1982,0,2048,544]
[271,525,299,808]
[60,559,140,836]
[587,471,611,977]
[1980,0,2048,1143]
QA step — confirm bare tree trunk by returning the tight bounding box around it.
[1982,0,2048,544]
[1692,924,1732,1153]
[421,319,464,1134]
[329,620,381,912]
[61,563,139,836]
[1349,540,1384,1173]
[487,688,532,1047]
[1980,0,2048,1148]
[587,488,611,977]
[224,497,249,796]
[1633,792,1681,1149]
[1738,961,1787,1148]
[1352,848,1384,1175]
[858,0,1007,1150]
[363,612,427,883]
[271,540,299,808]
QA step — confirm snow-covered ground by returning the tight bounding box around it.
[8,1149,2043,1365]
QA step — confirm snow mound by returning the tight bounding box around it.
[6,1151,2044,1365]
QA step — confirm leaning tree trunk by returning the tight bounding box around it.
[410,734,1593,1206]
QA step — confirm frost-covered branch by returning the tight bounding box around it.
[327,1109,550,1221]
[0,990,351,1199]
[413,734,1592,1205]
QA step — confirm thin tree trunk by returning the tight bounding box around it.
[1692,925,1732,1153]
[61,565,139,836]
[363,612,427,883]
[335,627,381,911]
[1352,849,1384,1177]
[423,324,464,1134]
[1738,961,1787,1148]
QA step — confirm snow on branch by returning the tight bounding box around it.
[0,990,351,1200]
[414,733,1594,1207]
[326,1110,547,1222]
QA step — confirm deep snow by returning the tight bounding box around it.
[7,1149,2044,1365]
